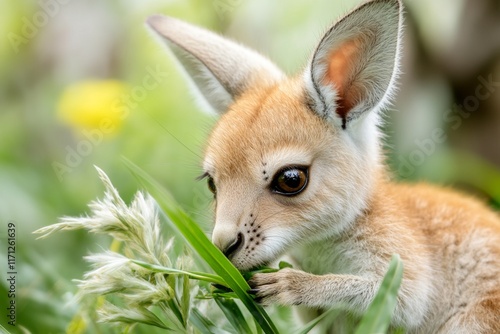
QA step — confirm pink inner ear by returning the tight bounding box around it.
[323,37,364,121]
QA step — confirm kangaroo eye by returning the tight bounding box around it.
[271,166,308,196]
[207,176,217,195]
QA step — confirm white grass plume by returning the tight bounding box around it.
[35,166,171,267]
[33,167,194,330]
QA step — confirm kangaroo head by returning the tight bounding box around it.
[147,0,402,270]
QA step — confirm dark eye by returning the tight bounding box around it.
[207,176,216,195]
[271,166,308,196]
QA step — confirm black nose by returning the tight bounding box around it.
[223,232,244,258]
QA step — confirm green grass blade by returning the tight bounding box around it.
[131,259,226,286]
[0,324,13,334]
[214,297,253,334]
[293,308,341,334]
[212,292,239,299]
[157,303,185,332]
[255,318,263,334]
[165,297,186,329]
[190,308,227,334]
[354,254,404,334]
[122,158,280,334]
[181,274,191,328]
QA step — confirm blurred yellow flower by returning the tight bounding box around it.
[58,80,128,134]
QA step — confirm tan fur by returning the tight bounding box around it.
[205,77,500,332]
[202,75,500,333]
[148,0,500,332]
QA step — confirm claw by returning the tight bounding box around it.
[247,288,259,295]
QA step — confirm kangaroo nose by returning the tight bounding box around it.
[221,232,244,259]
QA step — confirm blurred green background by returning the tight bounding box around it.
[1,0,499,333]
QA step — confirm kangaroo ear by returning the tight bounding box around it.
[304,0,402,129]
[147,15,284,113]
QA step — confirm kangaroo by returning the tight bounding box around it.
[147,0,500,332]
